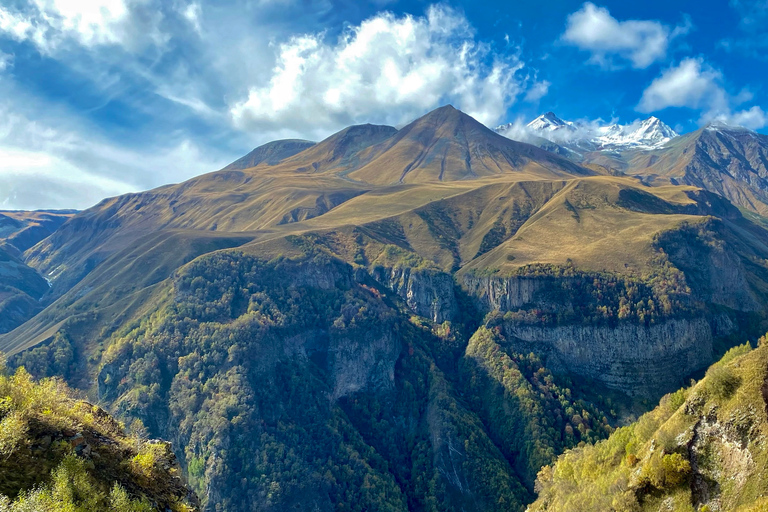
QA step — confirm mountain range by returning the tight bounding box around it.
[498,112,768,217]
[2,105,768,511]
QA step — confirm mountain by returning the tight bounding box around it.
[498,113,768,216]
[498,112,679,153]
[0,210,75,252]
[223,139,316,170]
[525,112,577,134]
[331,105,592,184]
[620,123,768,216]
[3,105,768,512]
[0,210,68,333]
[530,339,768,512]
[22,105,594,299]
[0,364,199,511]
[0,242,48,334]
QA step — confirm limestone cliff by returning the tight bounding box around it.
[371,265,458,323]
[501,318,714,397]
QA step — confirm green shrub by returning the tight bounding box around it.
[705,365,741,399]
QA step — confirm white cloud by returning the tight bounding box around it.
[0,51,12,70]
[637,58,767,129]
[0,0,171,54]
[181,1,202,34]
[709,106,768,130]
[562,2,689,69]
[638,58,725,112]
[524,80,550,102]
[0,97,233,210]
[230,5,532,131]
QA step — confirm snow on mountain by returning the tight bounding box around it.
[526,112,577,133]
[595,116,678,150]
[495,113,679,153]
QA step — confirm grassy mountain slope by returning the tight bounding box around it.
[24,106,593,300]
[0,210,75,252]
[0,363,198,511]
[529,339,768,512]
[577,126,768,217]
[342,106,592,184]
[0,243,49,334]
[223,139,316,170]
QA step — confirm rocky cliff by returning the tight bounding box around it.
[529,340,768,512]
[371,265,458,323]
[501,318,715,397]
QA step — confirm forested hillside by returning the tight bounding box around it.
[0,359,198,511]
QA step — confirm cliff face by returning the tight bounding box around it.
[462,274,560,312]
[372,266,458,323]
[502,318,714,397]
[460,261,753,398]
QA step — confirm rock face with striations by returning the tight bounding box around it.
[461,274,562,312]
[372,266,458,323]
[501,318,715,397]
[460,266,750,398]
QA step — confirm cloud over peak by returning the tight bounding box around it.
[562,2,689,69]
[230,5,538,132]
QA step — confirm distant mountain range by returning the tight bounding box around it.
[496,111,679,154]
[497,112,768,216]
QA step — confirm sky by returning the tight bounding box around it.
[0,0,766,210]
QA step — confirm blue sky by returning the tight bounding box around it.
[0,0,766,209]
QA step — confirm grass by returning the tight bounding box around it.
[529,339,768,512]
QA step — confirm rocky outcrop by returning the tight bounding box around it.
[501,318,714,398]
[330,330,400,400]
[372,266,458,323]
[461,274,557,311]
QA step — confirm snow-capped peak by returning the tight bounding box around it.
[626,117,678,145]
[593,117,678,150]
[502,113,679,152]
[527,112,575,132]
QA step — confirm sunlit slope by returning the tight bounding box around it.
[25,106,594,299]
[0,230,252,360]
[581,125,768,217]
[0,210,74,252]
[529,340,768,512]
[344,105,592,184]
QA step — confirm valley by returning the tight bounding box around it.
[3,105,768,511]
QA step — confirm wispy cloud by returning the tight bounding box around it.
[561,2,690,69]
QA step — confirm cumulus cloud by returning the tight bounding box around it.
[638,58,767,129]
[562,2,689,68]
[638,58,726,112]
[708,106,768,130]
[230,5,533,131]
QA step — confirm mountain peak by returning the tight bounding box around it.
[528,112,573,132]
[516,111,678,152]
